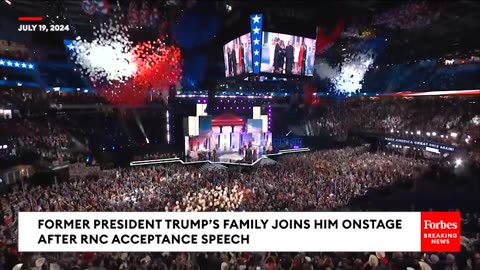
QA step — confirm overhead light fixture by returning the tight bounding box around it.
[5,0,12,5]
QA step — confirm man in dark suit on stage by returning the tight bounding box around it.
[285,41,294,74]
[273,38,281,73]
[228,47,237,76]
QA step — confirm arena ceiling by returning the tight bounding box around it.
[5,0,188,26]
[219,0,480,36]
[217,1,480,60]
[3,0,480,79]
[4,1,480,46]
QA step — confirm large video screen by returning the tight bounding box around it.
[223,33,253,77]
[261,32,316,76]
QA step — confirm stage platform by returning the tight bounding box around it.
[218,152,244,163]
[129,148,311,167]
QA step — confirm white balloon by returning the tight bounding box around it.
[315,50,376,95]
[70,14,136,83]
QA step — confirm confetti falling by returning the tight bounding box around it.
[72,14,136,83]
[99,40,182,105]
[98,80,147,105]
[132,38,183,91]
[316,51,376,95]
[332,51,375,95]
[69,13,182,104]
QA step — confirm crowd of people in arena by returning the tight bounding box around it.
[1,250,478,270]
[132,152,181,161]
[3,147,429,215]
[46,92,106,105]
[305,97,480,144]
[373,1,441,30]
[1,92,480,270]
[3,147,479,269]
[0,40,30,62]
[17,121,71,163]
[0,87,47,110]
[1,105,172,166]
[0,105,478,269]
[2,2,480,269]
[0,119,72,164]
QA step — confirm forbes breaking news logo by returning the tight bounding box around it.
[421,212,461,252]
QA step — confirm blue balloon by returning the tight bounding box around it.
[173,5,220,49]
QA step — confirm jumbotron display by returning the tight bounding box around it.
[223,33,253,77]
[260,31,316,76]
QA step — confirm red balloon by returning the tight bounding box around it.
[133,38,182,90]
[98,39,182,105]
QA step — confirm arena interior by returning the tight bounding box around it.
[1,0,480,269]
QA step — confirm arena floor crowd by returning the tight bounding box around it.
[1,148,479,270]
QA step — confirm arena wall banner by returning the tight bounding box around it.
[18,211,460,252]
[384,137,456,152]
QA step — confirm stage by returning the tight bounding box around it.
[184,105,273,163]
[218,152,244,163]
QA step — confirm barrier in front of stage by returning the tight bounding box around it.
[129,148,310,167]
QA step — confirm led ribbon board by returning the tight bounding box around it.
[0,58,35,69]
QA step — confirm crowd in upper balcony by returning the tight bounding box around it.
[373,1,441,30]
[46,92,106,105]
[306,96,480,145]
[0,118,72,164]
[0,40,31,62]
